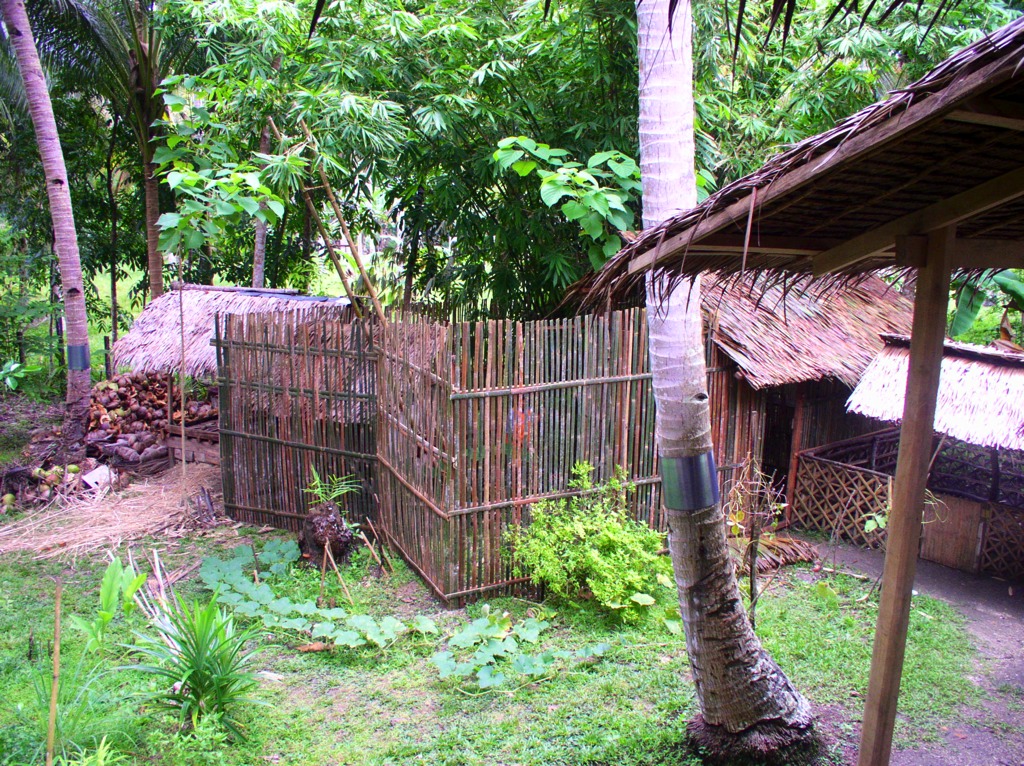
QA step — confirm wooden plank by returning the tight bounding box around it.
[858,226,954,766]
[814,166,1024,275]
[920,493,983,572]
[895,235,1024,270]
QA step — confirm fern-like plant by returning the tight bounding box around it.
[130,595,260,738]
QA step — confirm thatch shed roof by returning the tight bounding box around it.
[846,335,1024,450]
[580,17,1024,304]
[111,284,350,378]
[705,275,913,389]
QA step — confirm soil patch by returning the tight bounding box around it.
[820,540,1024,765]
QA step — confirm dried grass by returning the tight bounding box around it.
[704,274,912,389]
[111,284,351,378]
[0,464,221,559]
[847,336,1024,451]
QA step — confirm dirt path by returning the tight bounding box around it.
[824,542,1024,765]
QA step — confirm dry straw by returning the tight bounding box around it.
[847,336,1024,451]
[0,464,221,559]
[111,284,350,378]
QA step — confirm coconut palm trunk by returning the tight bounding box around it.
[2,0,91,426]
[637,0,813,755]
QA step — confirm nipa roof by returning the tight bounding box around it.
[846,335,1024,450]
[111,284,350,378]
[704,275,913,389]
[582,17,1024,304]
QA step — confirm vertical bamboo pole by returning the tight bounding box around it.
[858,228,953,766]
[45,580,62,766]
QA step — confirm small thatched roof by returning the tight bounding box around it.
[111,284,350,378]
[847,335,1024,450]
[580,17,1024,304]
[705,275,913,389]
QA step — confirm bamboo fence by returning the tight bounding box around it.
[215,307,377,529]
[791,428,1024,577]
[376,308,661,602]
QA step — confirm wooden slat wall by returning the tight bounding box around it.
[216,308,377,530]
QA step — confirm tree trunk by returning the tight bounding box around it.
[252,57,282,289]
[637,0,813,756]
[106,119,119,341]
[144,155,163,298]
[2,0,91,431]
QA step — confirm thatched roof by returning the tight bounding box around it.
[847,335,1024,450]
[111,284,350,378]
[705,275,912,389]
[581,17,1024,304]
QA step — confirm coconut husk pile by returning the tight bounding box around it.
[85,372,217,469]
[0,463,222,559]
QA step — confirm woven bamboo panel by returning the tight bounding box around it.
[216,309,378,530]
[791,454,889,548]
[921,493,982,572]
[979,504,1024,579]
[376,309,663,603]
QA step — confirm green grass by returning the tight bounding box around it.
[0,533,982,766]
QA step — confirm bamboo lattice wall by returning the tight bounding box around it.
[216,308,377,529]
[791,428,1024,578]
[376,309,661,602]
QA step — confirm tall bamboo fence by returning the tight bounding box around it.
[376,308,661,602]
[215,307,378,529]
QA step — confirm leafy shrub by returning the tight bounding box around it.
[508,463,672,621]
[130,595,260,738]
[70,558,147,653]
[55,737,126,766]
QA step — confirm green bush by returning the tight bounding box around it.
[130,595,260,738]
[508,463,672,621]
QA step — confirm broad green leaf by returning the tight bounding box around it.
[411,615,438,635]
[560,201,588,221]
[630,592,656,607]
[512,160,538,177]
[539,181,572,207]
[476,664,506,689]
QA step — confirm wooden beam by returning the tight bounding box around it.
[813,166,1024,275]
[628,51,1024,277]
[946,98,1024,132]
[691,234,841,255]
[857,227,954,766]
[895,236,1024,270]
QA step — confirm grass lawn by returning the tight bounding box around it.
[0,529,977,766]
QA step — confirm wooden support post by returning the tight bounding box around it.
[857,226,953,766]
[785,383,806,519]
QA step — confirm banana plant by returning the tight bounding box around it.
[949,270,1024,341]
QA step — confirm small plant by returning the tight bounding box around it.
[55,737,126,766]
[71,559,147,653]
[130,595,260,738]
[303,468,361,507]
[1,360,41,392]
[199,543,436,649]
[22,657,122,763]
[431,604,609,691]
[507,463,672,622]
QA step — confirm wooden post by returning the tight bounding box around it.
[785,382,806,520]
[857,227,953,766]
